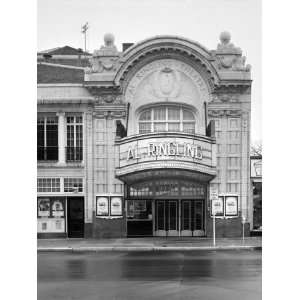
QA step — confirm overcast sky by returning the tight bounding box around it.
[38,0,261,142]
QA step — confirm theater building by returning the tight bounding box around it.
[37,32,252,238]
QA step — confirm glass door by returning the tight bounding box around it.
[181,200,192,236]
[168,200,178,236]
[155,200,166,236]
[193,200,205,236]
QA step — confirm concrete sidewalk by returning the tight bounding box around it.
[37,237,262,252]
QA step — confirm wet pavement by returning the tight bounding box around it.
[38,250,261,300]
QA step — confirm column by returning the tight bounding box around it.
[56,112,65,164]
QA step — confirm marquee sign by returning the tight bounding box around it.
[118,134,215,170]
[127,142,203,161]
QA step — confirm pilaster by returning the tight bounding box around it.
[56,112,65,164]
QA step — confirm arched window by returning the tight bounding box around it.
[138,105,195,134]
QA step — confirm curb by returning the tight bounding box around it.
[38,245,261,252]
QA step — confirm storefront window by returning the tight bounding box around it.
[37,197,66,233]
[138,105,195,134]
[127,200,152,220]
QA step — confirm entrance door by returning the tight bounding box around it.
[156,200,166,236]
[193,200,205,236]
[67,197,84,238]
[181,200,192,236]
[168,200,178,236]
[155,200,178,236]
[181,200,205,236]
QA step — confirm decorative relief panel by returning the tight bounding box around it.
[96,94,124,104]
[125,59,210,105]
[208,109,242,117]
[93,110,126,119]
[211,94,239,103]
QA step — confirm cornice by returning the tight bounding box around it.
[37,97,94,104]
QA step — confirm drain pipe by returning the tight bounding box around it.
[204,101,208,132]
[126,103,130,135]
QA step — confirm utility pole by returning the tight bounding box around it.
[81,22,89,54]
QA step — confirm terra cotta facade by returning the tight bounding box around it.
[37,32,252,238]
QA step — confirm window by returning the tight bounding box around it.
[37,115,58,161]
[37,178,60,193]
[138,106,195,134]
[127,200,152,220]
[66,115,83,161]
[64,178,83,192]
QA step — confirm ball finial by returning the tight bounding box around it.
[220,31,231,45]
[104,33,115,47]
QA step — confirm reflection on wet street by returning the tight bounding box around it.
[38,250,261,300]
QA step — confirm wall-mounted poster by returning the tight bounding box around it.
[96,196,109,216]
[110,197,122,216]
[38,198,50,217]
[134,200,146,212]
[51,199,64,217]
[225,196,238,217]
[211,196,224,217]
[250,158,262,178]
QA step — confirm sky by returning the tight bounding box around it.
[37,0,261,142]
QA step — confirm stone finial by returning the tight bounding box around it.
[104,33,115,47]
[220,31,231,45]
[216,31,241,54]
[213,31,250,72]
[85,32,119,75]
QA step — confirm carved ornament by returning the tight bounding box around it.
[212,32,251,72]
[125,59,209,103]
[208,109,242,117]
[95,94,124,104]
[211,94,239,103]
[85,33,120,74]
[93,110,126,119]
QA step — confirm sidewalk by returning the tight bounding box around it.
[37,237,262,252]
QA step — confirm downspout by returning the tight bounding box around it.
[126,102,130,135]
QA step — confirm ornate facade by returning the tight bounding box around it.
[37,32,252,238]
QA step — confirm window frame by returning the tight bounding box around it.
[37,177,61,193]
[66,114,83,162]
[63,177,84,193]
[37,114,58,161]
[138,105,196,134]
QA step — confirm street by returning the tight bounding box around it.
[38,250,261,300]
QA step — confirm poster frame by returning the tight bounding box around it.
[110,196,123,216]
[225,195,239,217]
[96,196,109,216]
[211,196,224,217]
